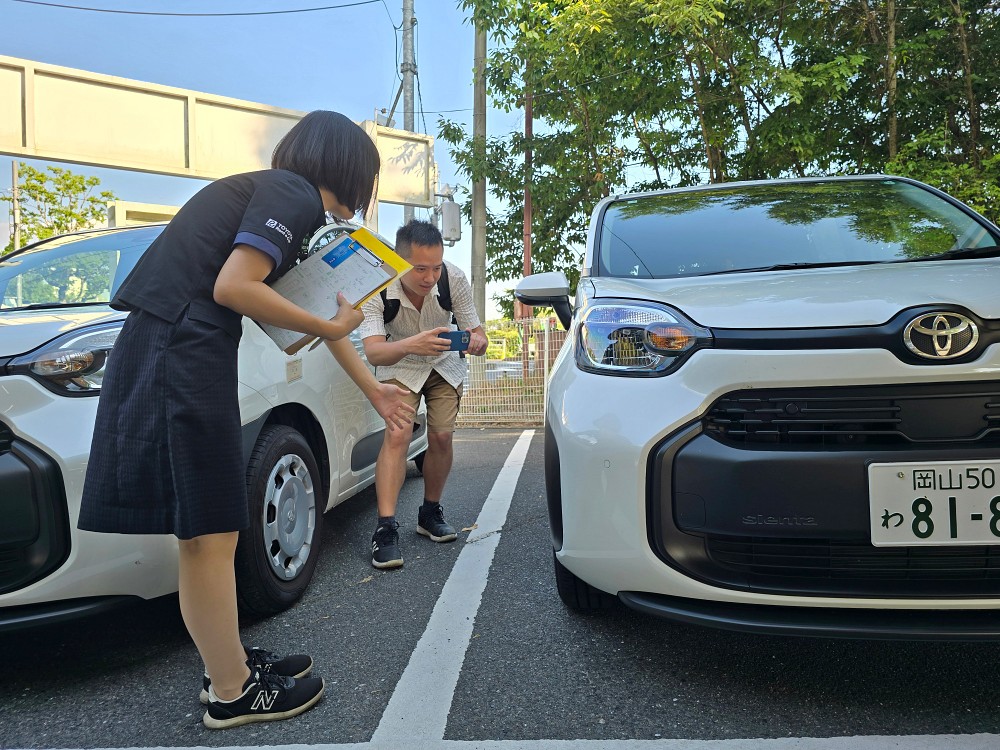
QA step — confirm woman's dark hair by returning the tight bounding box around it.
[271,110,380,217]
[395,219,444,258]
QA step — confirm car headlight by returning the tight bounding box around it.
[8,321,124,395]
[576,300,712,376]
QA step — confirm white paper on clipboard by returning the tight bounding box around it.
[257,225,409,355]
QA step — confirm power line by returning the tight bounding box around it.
[9,1,693,122]
[415,74,430,133]
[12,0,382,16]
[14,0,433,125]
[381,3,402,113]
[414,21,429,134]
[13,1,669,116]
[420,107,473,114]
[378,0,401,29]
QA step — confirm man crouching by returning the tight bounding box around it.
[357,219,488,569]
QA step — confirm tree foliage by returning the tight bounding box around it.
[2,163,117,254]
[445,0,1000,311]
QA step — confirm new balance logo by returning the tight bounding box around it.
[250,690,280,711]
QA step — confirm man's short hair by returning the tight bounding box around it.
[395,219,443,259]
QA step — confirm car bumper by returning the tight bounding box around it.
[0,596,143,634]
[547,345,1000,616]
[618,591,1000,640]
[0,376,179,610]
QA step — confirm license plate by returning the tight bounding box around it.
[869,460,1000,547]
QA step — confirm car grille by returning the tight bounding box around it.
[704,535,1000,596]
[0,421,71,595]
[704,382,1000,446]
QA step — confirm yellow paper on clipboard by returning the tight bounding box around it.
[258,224,411,355]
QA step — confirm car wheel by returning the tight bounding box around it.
[413,450,425,475]
[553,550,620,612]
[236,424,324,617]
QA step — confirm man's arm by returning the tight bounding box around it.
[465,325,488,356]
[445,264,488,356]
[362,328,453,367]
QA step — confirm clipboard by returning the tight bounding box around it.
[258,224,411,355]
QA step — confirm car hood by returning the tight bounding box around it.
[588,260,1000,328]
[0,306,126,356]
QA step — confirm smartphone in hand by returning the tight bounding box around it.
[439,330,471,351]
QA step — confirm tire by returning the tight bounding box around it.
[236,425,324,617]
[553,550,620,612]
[412,450,426,475]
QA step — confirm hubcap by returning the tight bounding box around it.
[260,453,316,581]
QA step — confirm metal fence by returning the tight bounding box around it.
[457,317,568,428]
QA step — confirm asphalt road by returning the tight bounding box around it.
[3,428,1000,749]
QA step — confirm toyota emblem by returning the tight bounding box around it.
[903,312,979,360]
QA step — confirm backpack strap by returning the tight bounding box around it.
[437,262,453,316]
[380,289,401,325]
[437,263,462,356]
[382,264,455,323]
[380,263,457,341]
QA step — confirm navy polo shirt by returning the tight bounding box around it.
[112,169,326,339]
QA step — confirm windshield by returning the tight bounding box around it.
[0,226,161,310]
[597,179,1000,279]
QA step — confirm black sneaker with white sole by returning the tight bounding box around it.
[200,645,313,704]
[417,503,458,542]
[372,520,403,569]
[203,669,324,729]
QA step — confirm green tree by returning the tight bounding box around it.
[2,163,117,254]
[1,163,119,306]
[444,0,1000,304]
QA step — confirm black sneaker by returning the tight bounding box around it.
[203,669,324,729]
[372,521,403,569]
[200,646,313,704]
[417,503,458,543]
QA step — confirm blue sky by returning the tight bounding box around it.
[1,0,523,317]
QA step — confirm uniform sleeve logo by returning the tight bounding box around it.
[265,218,294,245]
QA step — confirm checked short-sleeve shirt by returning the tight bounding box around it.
[358,260,481,393]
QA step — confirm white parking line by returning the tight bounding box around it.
[60,732,1000,750]
[371,429,536,744]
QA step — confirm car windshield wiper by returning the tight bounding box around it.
[703,259,887,276]
[4,301,109,312]
[921,244,1000,261]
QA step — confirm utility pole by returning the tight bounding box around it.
[12,161,21,253]
[12,161,23,305]
[402,0,416,225]
[471,17,487,321]
[520,76,533,319]
[519,70,533,379]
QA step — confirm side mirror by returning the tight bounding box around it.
[514,272,573,330]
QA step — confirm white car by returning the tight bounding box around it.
[516,175,1000,639]
[0,223,426,630]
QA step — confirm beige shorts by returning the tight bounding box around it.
[388,370,463,433]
